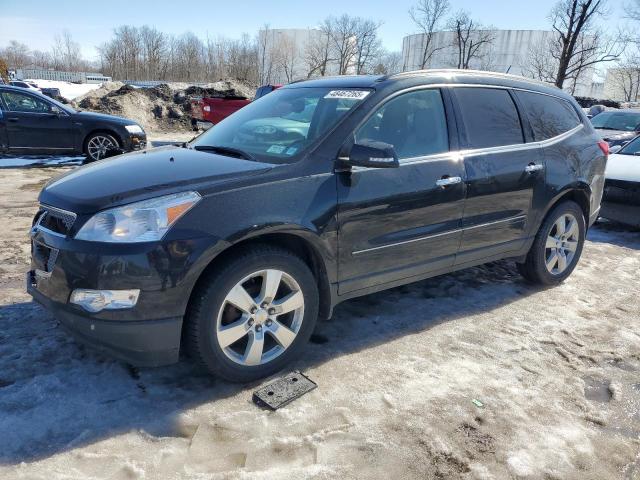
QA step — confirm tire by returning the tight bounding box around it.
[184,245,319,382]
[84,132,120,162]
[517,200,586,285]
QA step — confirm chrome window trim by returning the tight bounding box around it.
[352,214,527,255]
[349,123,583,170]
[344,82,584,170]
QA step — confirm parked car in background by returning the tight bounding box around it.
[0,85,146,161]
[190,85,283,130]
[39,87,62,100]
[27,71,606,381]
[254,84,282,100]
[591,109,640,148]
[586,104,606,118]
[190,95,251,130]
[601,135,640,228]
[9,80,41,92]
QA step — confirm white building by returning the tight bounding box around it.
[15,69,111,84]
[402,30,596,97]
[603,67,640,102]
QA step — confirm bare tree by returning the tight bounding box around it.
[31,50,53,69]
[51,31,83,71]
[408,0,450,69]
[329,15,359,75]
[610,60,640,101]
[372,50,403,75]
[2,40,31,69]
[447,11,494,69]
[140,26,167,80]
[274,34,299,82]
[523,36,559,82]
[305,20,334,77]
[549,0,623,89]
[257,24,274,85]
[354,19,382,74]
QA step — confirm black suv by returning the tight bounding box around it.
[0,85,146,161]
[27,70,607,381]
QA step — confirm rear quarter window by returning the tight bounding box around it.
[454,87,524,149]
[516,91,581,141]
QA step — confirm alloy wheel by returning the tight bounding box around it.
[87,135,117,161]
[544,213,580,275]
[215,269,305,366]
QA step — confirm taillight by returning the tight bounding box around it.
[598,140,609,156]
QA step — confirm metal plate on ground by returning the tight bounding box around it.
[252,371,317,410]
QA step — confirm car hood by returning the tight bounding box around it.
[73,110,141,127]
[605,153,640,182]
[39,146,274,213]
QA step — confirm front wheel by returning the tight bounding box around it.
[185,245,319,382]
[84,133,120,162]
[517,201,586,285]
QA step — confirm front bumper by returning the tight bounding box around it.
[28,277,182,366]
[26,226,216,366]
[600,202,640,227]
[600,179,640,227]
[123,132,147,152]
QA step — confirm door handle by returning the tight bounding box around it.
[7,117,19,122]
[436,176,462,187]
[525,163,544,173]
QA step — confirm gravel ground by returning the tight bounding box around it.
[0,167,638,480]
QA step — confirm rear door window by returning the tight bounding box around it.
[454,87,524,149]
[355,88,449,161]
[516,91,581,141]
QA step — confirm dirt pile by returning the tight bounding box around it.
[71,80,254,134]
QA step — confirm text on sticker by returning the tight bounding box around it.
[324,90,371,100]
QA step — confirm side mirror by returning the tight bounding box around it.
[50,106,63,116]
[346,140,399,168]
[609,144,622,154]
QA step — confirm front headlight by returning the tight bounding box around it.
[75,191,201,243]
[125,124,144,134]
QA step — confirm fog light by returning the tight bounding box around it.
[70,289,140,313]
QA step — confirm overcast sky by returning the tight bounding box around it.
[0,0,628,60]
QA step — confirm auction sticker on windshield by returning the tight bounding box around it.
[324,90,370,100]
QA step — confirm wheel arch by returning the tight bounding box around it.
[541,183,592,227]
[82,128,123,153]
[185,230,335,324]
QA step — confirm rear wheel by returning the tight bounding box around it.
[185,245,319,382]
[517,201,585,285]
[84,133,120,162]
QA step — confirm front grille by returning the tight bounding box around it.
[603,179,640,206]
[35,205,77,235]
[32,241,59,276]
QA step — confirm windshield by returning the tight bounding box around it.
[590,111,640,132]
[190,87,371,163]
[619,135,640,155]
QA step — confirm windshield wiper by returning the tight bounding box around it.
[193,145,256,161]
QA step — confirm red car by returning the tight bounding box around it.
[190,85,282,130]
[190,96,251,130]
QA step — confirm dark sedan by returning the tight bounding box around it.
[0,85,146,161]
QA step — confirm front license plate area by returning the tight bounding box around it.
[31,240,58,277]
[252,371,317,410]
